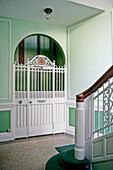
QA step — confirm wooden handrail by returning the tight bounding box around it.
[76,65,113,102]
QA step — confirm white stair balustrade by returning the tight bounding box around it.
[75,66,113,163]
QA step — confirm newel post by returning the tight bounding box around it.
[75,95,85,160]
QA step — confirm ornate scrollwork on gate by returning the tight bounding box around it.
[27,55,55,67]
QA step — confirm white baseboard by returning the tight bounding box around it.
[0,132,14,142]
[65,126,75,136]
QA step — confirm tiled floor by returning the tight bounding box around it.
[0,133,74,170]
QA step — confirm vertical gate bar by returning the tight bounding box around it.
[32,105,34,126]
[27,64,30,99]
[63,68,64,97]
[21,105,23,127]
[56,69,58,97]
[35,105,37,125]
[15,106,17,127]
[40,105,42,125]
[61,103,63,122]
[23,105,26,126]
[50,69,53,98]
[37,105,38,125]
[29,105,31,126]
[46,105,47,124]
[17,105,20,127]
[47,69,48,98]
[59,66,60,98]
[44,104,46,125]
[24,66,25,98]
[61,68,62,98]
[32,67,33,98]
[61,67,63,98]
[56,104,57,123]
[38,69,39,98]
[21,64,23,99]
[63,104,65,122]
[17,63,19,99]
[49,70,51,98]
[59,104,61,123]
[57,69,59,97]
[47,105,49,124]
[38,105,40,125]
[56,104,58,123]
[36,69,37,98]
[41,68,42,98]
[26,105,31,136]
[44,69,45,98]
[35,68,36,98]
[55,69,56,98]
[53,62,55,99]
[49,104,51,124]
[20,105,21,127]
[36,105,38,125]
[64,66,66,98]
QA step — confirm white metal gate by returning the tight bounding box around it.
[14,55,66,138]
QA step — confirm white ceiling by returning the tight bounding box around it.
[0,0,113,26]
[68,0,113,10]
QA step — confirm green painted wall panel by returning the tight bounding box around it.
[69,108,75,127]
[0,110,10,133]
[0,20,10,99]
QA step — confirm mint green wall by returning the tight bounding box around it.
[69,13,112,97]
[69,108,75,127]
[0,16,67,103]
[0,16,67,132]
[0,20,10,99]
[0,111,10,133]
[11,18,67,63]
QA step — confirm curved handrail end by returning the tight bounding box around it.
[76,65,113,103]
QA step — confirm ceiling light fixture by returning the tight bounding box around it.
[44,8,53,20]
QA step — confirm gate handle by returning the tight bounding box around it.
[29,101,32,103]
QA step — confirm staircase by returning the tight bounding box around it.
[46,66,113,170]
[75,65,113,164]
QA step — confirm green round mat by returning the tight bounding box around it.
[45,149,90,170]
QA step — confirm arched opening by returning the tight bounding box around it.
[14,34,65,66]
[13,34,66,138]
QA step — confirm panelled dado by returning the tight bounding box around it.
[0,103,14,142]
[14,55,66,138]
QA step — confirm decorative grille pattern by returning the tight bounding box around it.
[93,77,113,138]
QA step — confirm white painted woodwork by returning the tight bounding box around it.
[75,102,85,160]
[79,77,113,162]
[14,55,66,138]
